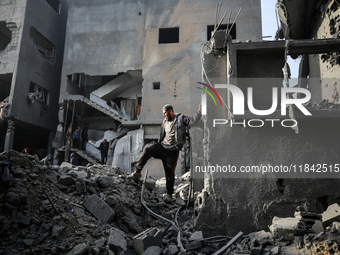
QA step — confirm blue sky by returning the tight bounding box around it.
[261,0,300,78]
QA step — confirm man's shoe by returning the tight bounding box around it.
[163,194,173,204]
[127,171,141,182]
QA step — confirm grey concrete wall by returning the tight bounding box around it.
[60,0,145,99]
[308,0,340,104]
[141,0,262,124]
[8,0,68,131]
[0,0,26,81]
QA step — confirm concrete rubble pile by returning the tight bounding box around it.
[225,204,340,255]
[0,150,232,255]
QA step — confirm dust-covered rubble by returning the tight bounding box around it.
[3,150,340,255]
[0,150,223,255]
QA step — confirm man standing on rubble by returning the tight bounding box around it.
[129,104,201,203]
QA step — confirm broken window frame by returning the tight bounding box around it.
[0,21,12,51]
[29,27,57,64]
[28,82,50,105]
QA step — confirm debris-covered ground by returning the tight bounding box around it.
[2,150,340,255]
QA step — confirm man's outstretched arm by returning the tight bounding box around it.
[182,104,201,126]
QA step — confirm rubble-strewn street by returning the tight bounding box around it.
[2,150,340,255]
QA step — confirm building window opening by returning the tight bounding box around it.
[0,73,12,102]
[159,27,179,44]
[153,82,160,90]
[207,24,236,41]
[46,0,61,14]
[28,82,50,105]
[0,22,12,51]
[30,27,56,64]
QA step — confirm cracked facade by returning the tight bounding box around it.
[194,0,340,235]
[0,0,68,157]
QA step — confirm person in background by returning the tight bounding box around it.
[99,139,109,164]
[70,153,79,166]
[72,129,79,148]
[22,148,30,155]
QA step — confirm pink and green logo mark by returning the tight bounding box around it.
[197,82,222,115]
[196,82,222,106]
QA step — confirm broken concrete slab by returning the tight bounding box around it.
[249,230,273,245]
[83,195,115,222]
[189,231,203,241]
[269,217,306,238]
[312,220,324,234]
[271,246,280,255]
[67,242,89,255]
[133,227,163,254]
[58,174,76,186]
[322,203,340,227]
[96,176,112,189]
[107,227,127,253]
[167,245,179,255]
[141,246,162,255]
[145,176,156,190]
[46,170,58,184]
[60,162,74,170]
[69,170,88,179]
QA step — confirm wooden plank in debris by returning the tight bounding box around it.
[212,231,243,255]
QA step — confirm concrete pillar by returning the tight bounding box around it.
[4,119,15,152]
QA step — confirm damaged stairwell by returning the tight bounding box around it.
[56,70,142,166]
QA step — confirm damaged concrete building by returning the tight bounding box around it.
[53,0,262,177]
[0,0,68,157]
[194,0,340,236]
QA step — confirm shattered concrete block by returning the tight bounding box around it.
[249,230,273,245]
[52,225,65,238]
[83,195,115,222]
[269,217,306,238]
[69,170,88,179]
[271,246,280,255]
[87,185,97,194]
[58,174,76,186]
[76,180,86,194]
[189,231,203,241]
[175,197,186,206]
[167,244,179,255]
[96,176,112,188]
[312,220,324,233]
[145,176,156,190]
[46,170,58,184]
[141,246,162,255]
[322,203,340,227]
[133,227,163,254]
[60,162,74,170]
[108,227,127,253]
[330,221,340,234]
[67,242,89,255]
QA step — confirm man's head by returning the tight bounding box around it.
[163,104,175,121]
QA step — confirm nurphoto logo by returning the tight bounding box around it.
[198,82,312,128]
